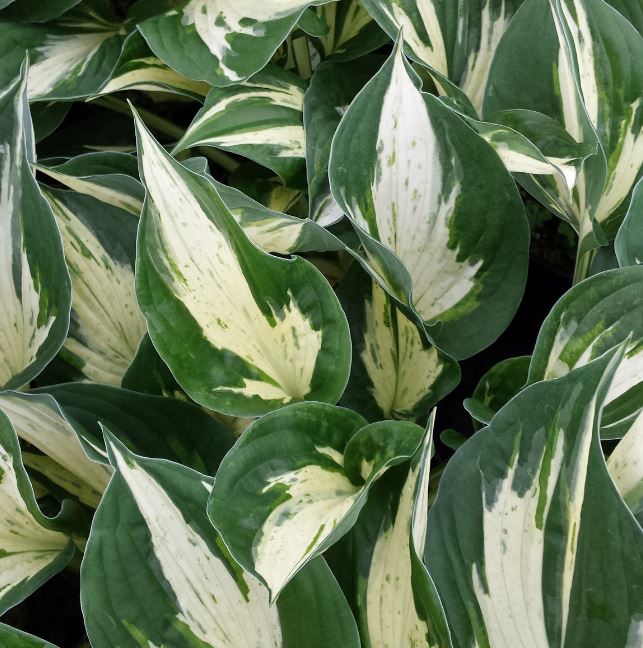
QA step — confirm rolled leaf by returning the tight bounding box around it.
[608,410,643,524]
[134,107,351,416]
[43,188,147,385]
[329,41,529,360]
[175,65,307,186]
[338,262,459,422]
[209,401,425,599]
[615,177,643,267]
[347,413,452,647]
[0,409,75,614]
[0,66,71,390]
[0,391,111,508]
[139,0,336,86]
[82,434,360,648]
[427,346,643,648]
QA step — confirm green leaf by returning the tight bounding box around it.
[304,55,383,225]
[96,31,210,100]
[175,65,307,186]
[82,434,360,648]
[36,151,144,216]
[463,355,530,427]
[427,346,643,648]
[1,0,81,22]
[0,622,58,648]
[338,262,460,422]
[312,0,389,61]
[528,266,643,432]
[329,41,529,360]
[346,413,453,647]
[0,391,111,507]
[138,0,336,86]
[0,409,75,614]
[209,401,425,599]
[42,188,147,385]
[361,0,524,113]
[134,107,351,417]
[485,0,643,246]
[615,177,643,266]
[38,383,236,475]
[30,101,70,143]
[608,410,643,524]
[0,6,124,101]
[0,67,71,390]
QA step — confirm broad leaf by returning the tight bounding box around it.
[82,434,360,648]
[528,266,643,430]
[0,623,58,648]
[139,0,336,86]
[304,56,383,225]
[38,383,236,475]
[615,177,643,266]
[209,401,425,598]
[346,413,453,647]
[0,67,71,390]
[0,391,111,507]
[608,410,643,525]
[1,0,81,22]
[338,262,459,422]
[0,409,75,614]
[43,188,147,385]
[0,5,124,101]
[427,346,643,648]
[329,41,529,360]
[134,108,351,416]
[362,0,524,112]
[175,65,307,186]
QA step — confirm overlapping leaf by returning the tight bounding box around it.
[134,108,350,416]
[329,41,529,359]
[82,435,360,648]
[615,177,643,266]
[209,401,425,598]
[0,66,71,390]
[427,347,643,648]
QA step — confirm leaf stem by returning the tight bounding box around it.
[292,35,312,79]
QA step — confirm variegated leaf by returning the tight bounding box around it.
[346,413,452,648]
[312,0,388,60]
[0,622,58,648]
[42,188,146,385]
[304,56,383,225]
[175,65,306,185]
[96,31,210,100]
[0,67,71,390]
[209,401,425,599]
[139,0,337,86]
[329,41,529,360]
[463,355,530,427]
[615,177,643,267]
[0,5,124,101]
[35,151,144,216]
[39,383,236,475]
[0,391,111,508]
[230,161,303,213]
[485,0,643,252]
[362,0,524,113]
[608,410,643,525]
[528,266,643,432]
[134,108,350,416]
[427,346,643,648]
[338,262,459,422]
[82,434,360,648]
[0,409,75,614]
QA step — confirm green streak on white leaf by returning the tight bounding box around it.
[138,124,322,402]
[253,464,360,595]
[111,444,283,648]
[45,192,146,385]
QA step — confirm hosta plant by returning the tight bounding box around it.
[0,0,642,646]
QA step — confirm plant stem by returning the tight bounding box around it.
[292,36,312,79]
[573,244,594,284]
